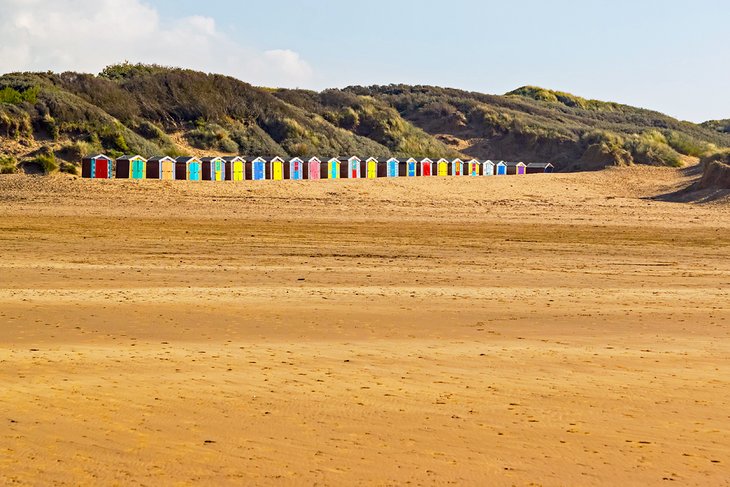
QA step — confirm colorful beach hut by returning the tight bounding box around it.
[146,156,176,180]
[436,158,449,176]
[481,160,495,176]
[420,158,433,176]
[286,157,304,180]
[224,156,245,181]
[174,156,201,181]
[450,158,464,176]
[365,157,378,179]
[495,161,507,175]
[115,155,146,179]
[81,154,113,179]
[266,156,284,180]
[505,161,527,175]
[526,162,555,174]
[326,157,341,179]
[466,159,480,176]
[305,157,321,180]
[343,156,361,178]
[201,156,225,181]
[248,157,266,180]
[404,157,418,177]
[386,158,399,177]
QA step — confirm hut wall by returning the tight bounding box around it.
[116,160,131,179]
[174,162,187,180]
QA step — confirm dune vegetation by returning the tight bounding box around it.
[0,63,728,175]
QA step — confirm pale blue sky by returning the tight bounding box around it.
[1,0,728,122]
[150,0,730,122]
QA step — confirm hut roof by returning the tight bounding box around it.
[116,154,145,161]
[307,156,321,162]
[505,161,526,167]
[527,162,554,168]
[175,156,199,163]
[83,154,112,161]
[482,160,494,165]
[147,156,174,163]
[223,156,244,162]
[420,158,433,163]
[289,157,304,162]
[200,156,225,162]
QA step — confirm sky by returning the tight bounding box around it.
[0,0,728,122]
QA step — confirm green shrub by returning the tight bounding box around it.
[186,122,239,152]
[626,131,682,167]
[0,154,18,174]
[665,131,714,157]
[33,151,58,174]
[0,86,39,105]
[59,162,78,175]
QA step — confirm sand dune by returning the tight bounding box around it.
[1,166,728,485]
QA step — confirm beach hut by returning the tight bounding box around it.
[495,161,507,175]
[305,157,321,180]
[526,162,555,174]
[201,156,225,181]
[115,155,146,179]
[326,157,341,179]
[224,156,245,181]
[505,161,527,175]
[266,156,284,180]
[146,156,176,180]
[436,158,449,176]
[420,158,433,176]
[404,157,418,177]
[481,160,495,177]
[174,156,201,181]
[247,157,266,180]
[365,157,378,179]
[386,157,399,177]
[286,157,304,180]
[342,156,361,178]
[81,154,113,179]
[466,158,480,176]
[450,158,464,176]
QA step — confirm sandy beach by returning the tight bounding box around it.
[1,167,728,485]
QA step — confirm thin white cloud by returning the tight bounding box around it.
[0,0,314,86]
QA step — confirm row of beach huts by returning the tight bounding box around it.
[82,154,554,180]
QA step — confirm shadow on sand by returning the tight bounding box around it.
[649,164,730,203]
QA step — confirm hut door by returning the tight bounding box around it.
[329,162,338,179]
[132,160,143,179]
[350,162,358,178]
[254,162,264,180]
[214,160,222,181]
[95,159,108,179]
[367,161,377,179]
[162,161,173,180]
[310,162,320,180]
[422,163,431,176]
[189,162,200,180]
[273,162,283,180]
[233,161,243,181]
[388,161,397,177]
[407,162,416,177]
[292,161,301,179]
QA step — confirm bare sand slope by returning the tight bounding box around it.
[1,166,729,485]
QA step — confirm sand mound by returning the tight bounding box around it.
[699,158,730,189]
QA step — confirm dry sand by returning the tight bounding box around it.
[1,166,729,485]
